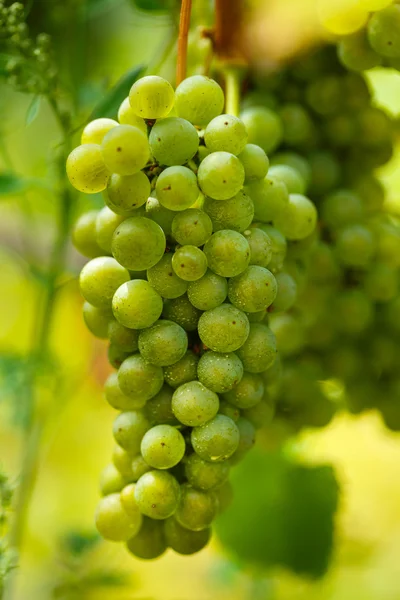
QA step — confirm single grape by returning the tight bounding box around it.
[184,453,229,491]
[198,303,250,352]
[164,351,199,389]
[118,354,164,400]
[134,470,181,519]
[112,410,151,454]
[138,319,188,366]
[242,396,274,429]
[333,289,374,335]
[131,455,152,482]
[66,144,110,193]
[197,151,245,200]
[101,124,149,175]
[112,445,134,478]
[274,194,317,241]
[172,245,208,281]
[162,294,202,331]
[126,517,167,559]
[175,484,217,531]
[174,75,224,126]
[278,103,315,149]
[335,224,376,267]
[317,0,368,35]
[187,270,228,311]
[171,209,213,246]
[108,343,131,369]
[203,189,254,233]
[240,107,283,154]
[228,266,277,313]
[149,117,199,166]
[236,323,277,373]
[271,152,311,185]
[230,417,256,464]
[117,97,148,132]
[270,272,297,313]
[197,351,244,393]
[368,4,400,58]
[255,224,287,273]
[204,114,248,155]
[79,257,130,309]
[82,302,112,339]
[246,176,289,223]
[147,254,188,299]
[105,372,147,411]
[238,143,269,182]
[191,414,240,462]
[155,166,199,211]
[164,517,211,555]
[338,28,382,71]
[81,118,118,145]
[268,164,306,194]
[112,216,165,271]
[243,227,272,268]
[203,230,250,277]
[223,372,264,409]
[218,399,241,422]
[141,424,186,470]
[108,320,139,352]
[95,493,141,542]
[145,384,179,425]
[308,151,341,196]
[120,484,143,522]
[95,207,125,254]
[104,172,151,215]
[269,313,306,356]
[129,75,175,119]
[146,195,175,236]
[215,480,234,514]
[99,464,126,496]
[364,263,398,302]
[72,210,103,258]
[321,189,364,229]
[172,381,219,427]
[112,280,163,329]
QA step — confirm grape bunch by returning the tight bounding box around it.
[67,74,315,557]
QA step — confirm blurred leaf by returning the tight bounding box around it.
[89,65,146,121]
[84,570,128,587]
[25,95,41,127]
[215,448,339,578]
[0,173,28,196]
[61,531,99,557]
[131,0,174,11]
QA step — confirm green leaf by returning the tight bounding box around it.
[25,95,41,127]
[0,173,28,195]
[132,0,174,11]
[215,448,339,578]
[89,65,146,121]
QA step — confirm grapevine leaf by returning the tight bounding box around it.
[89,65,146,121]
[25,95,41,127]
[0,173,28,196]
[215,448,339,578]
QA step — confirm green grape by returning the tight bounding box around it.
[118,354,164,400]
[238,143,269,182]
[353,174,384,214]
[246,311,265,323]
[164,351,199,389]
[113,280,163,329]
[197,351,244,393]
[191,414,240,462]
[118,97,148,132]
[335,224,376,267]
[149,117,199,166]
[364,263,398,302]
[374,221,400,267]
[147,254,188,299]
[112,410,150,454]
[171,381,219,427]
[333,289,373,335]
[228,266,277,313]
[172,245,208,281]
[321,189,364,229]
[271,152,311,185]
[141,424,185,470]
[175,484,217,531]
[155,166,199,211]
[101,125,150,175]
[126,517,167,559]
[338,28,382,71]
[203,189,254,233]
[278,103,315,148]
[95,493,141,542]
[203,230,250,277]
[120,484,143,521]
[112,445,134,478]
[308,151,340,196]
[108,343,131,369]
[79,257,130,309]
[255,225,287,273]
[271,272,297,312]
[242,396,274,429]
[145,384,179,425]
[357,107,392,147]
[204,114,248,155]
[214,480,234,514]
[198,303,250,352]
[105,372,147,411]
[246,176,289,223]
[184,453,230,491]
[261,352,283,387]
[162,294,202,331]
[129,75,175,119]
[164,517,211,555]
[82,302,112,339]
[324,113,357,147]
[240,107,283,154]
[81,118,118,145]
[66,144,110,194]
[223,372,264,409]
[174,75,224,126]
[104,172,151,215]
[72,210,103,258]
[95,207,125,254]
[138,319,188,366]
[171,209,213,247]
[146,196,175,236]
[269,313,306,356]
[218,400,241,422]
[134,470,181,519]
[131,455,152,482]
[197,151,245,200]
[108,320,139,352]
[368,4,400,58]
[306,75,342,116]
[268,164,306,194]
[236,323,277,373]
[99,464,126,496]
[198,145,212,161]
[243,228,273,268]
[230,417,256,465]
[307,242,339,283]
[111,216,165,271]
[187,270,228,311]
[274,194,317,241]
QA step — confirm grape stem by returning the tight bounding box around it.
[223,67,241,117]
[176,0,193,86]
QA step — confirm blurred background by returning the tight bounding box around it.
[1,0,400,598]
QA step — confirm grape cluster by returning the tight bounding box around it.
[68,74,314,557]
